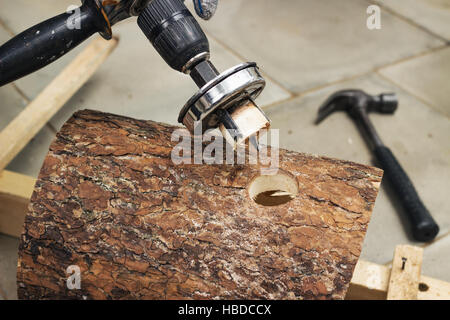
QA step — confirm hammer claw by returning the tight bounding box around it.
[315,90,358,124]
[315,102,338,124]
[315,103,335,125]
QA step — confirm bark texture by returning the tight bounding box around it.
[17,110,383,300]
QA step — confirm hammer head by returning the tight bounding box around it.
[315,89,398,124]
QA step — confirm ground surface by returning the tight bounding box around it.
[0,0,449,299]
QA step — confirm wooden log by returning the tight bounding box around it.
[5,173,450,300]
[17,110,383,300]
[6,175,450,300]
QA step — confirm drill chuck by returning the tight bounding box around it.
[137,0,210,72]
[138,0,270,147]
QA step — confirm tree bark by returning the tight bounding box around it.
[17,110,383,300]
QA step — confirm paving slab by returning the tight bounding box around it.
[0,82,57,177]
[195,0,443,94]
[0,0,76,34]
[264,73,450,264]
[0,0,448,291]
[0,234,19,300]
[379,46,450,117]
[1,26,56,178]
[376,0,450,41]
[4,127,58,177]
[422,234,450,282]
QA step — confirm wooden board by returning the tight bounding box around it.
[346,256,450,300]
[0,170,36,237]
[387,245,423,300]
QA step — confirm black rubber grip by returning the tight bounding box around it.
[0,0,110,87]
[137,0,209,72]
[374,146,439,242]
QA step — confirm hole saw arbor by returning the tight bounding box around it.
[17,110,383,300]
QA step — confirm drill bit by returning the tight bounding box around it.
[216,108,243,144]
[249,134,259,151]
[217,108,261,151]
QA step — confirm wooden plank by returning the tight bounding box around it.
[418,275,450,300]
[387,245,423,300]
[346,258,450,300]
[346,260,390,300]
[0,36,118,172]
[0,170,36,237]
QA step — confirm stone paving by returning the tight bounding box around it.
[0,0,449,299]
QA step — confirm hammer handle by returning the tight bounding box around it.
[374,145,439,242]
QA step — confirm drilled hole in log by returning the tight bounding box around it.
[418,283,429,292]
[249,172,298,206]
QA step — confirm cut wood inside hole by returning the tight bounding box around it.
[249,172,298,206]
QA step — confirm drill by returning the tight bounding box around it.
[0,0,269,148]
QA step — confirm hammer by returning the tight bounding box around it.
[316,89,439,242]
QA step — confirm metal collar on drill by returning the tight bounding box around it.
[182,52,211,74]
[178,62,266,132]
[101,0,152,25]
